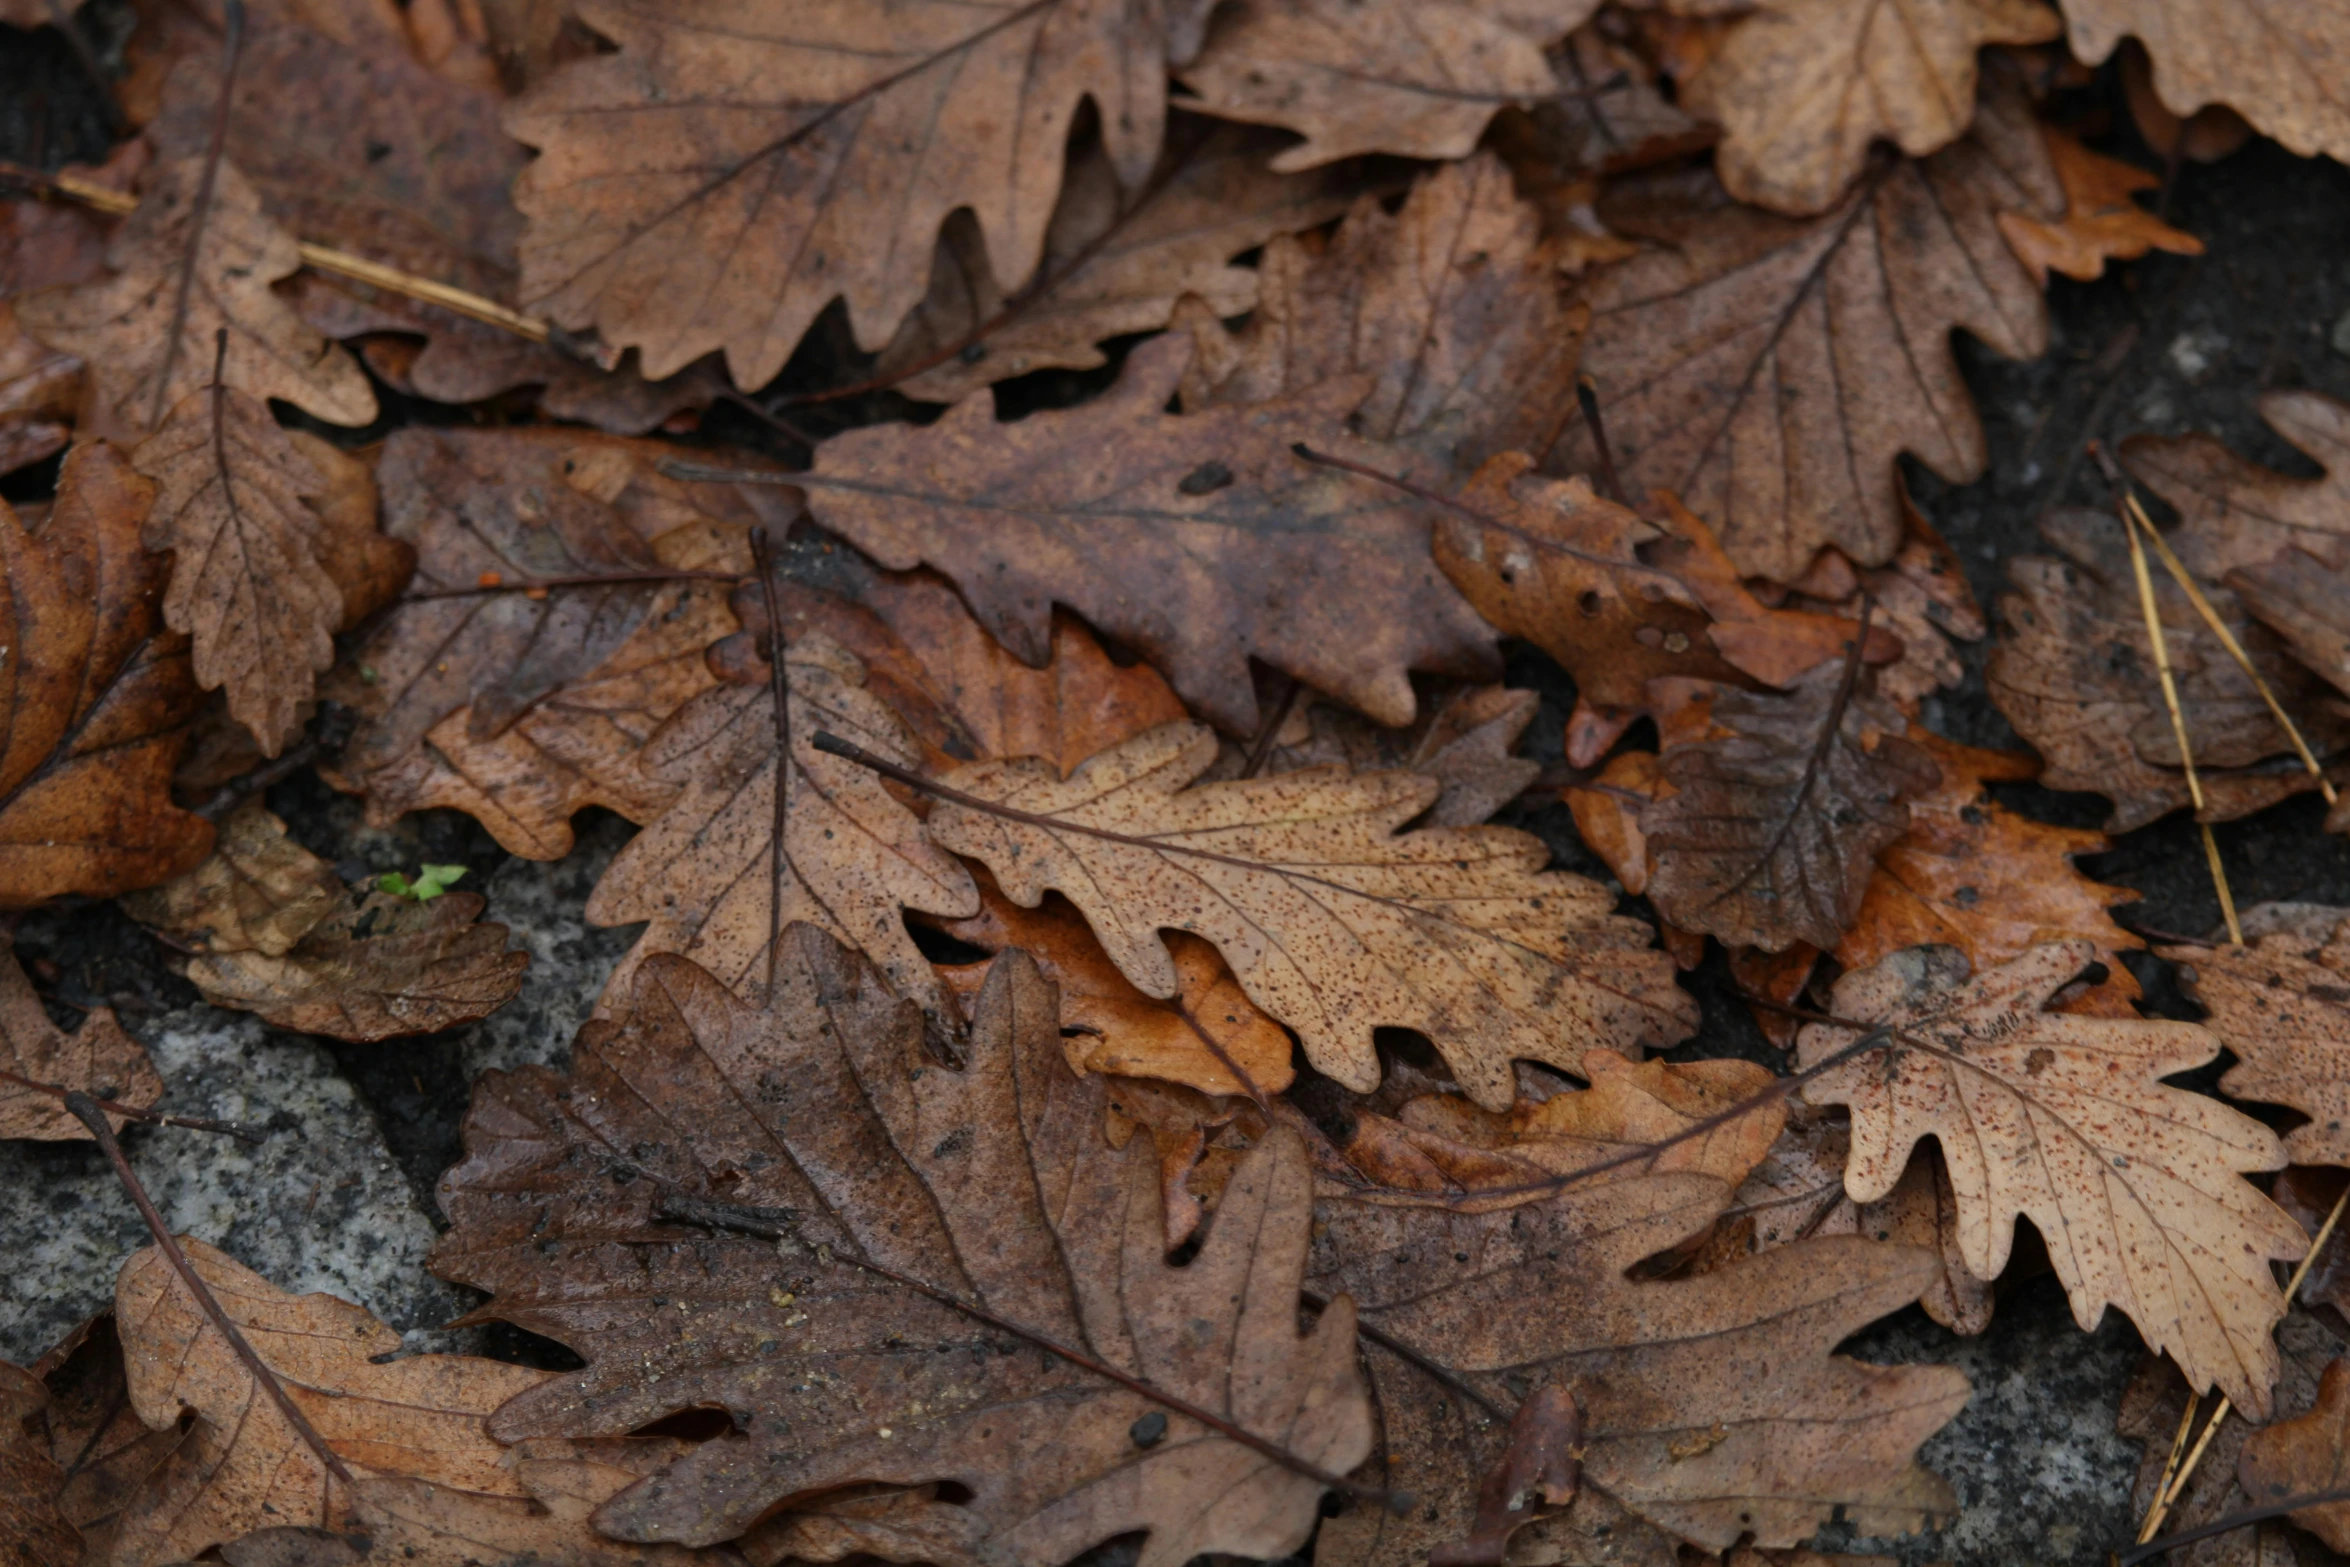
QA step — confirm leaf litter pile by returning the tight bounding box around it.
[2,1,2350,1565]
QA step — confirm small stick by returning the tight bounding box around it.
[398,567,740,602]
[751,527,793,995]
[656,1190,1413,1515]
[0,1068,265,1142]
[63,1092,355,1490]
[2095,444,2243,945]
[2135,1183,2350,1543]
[2121,1483,2350,1565]
[658,458,806,487]
[1575,374,1631,509]
[149,0,246,434]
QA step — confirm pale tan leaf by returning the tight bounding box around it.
[16,158,376,438]
[2065,0,2350,167]
[2166,914,2350,1167]
[1798,940,2308,1418]
[927,720,1696,1109]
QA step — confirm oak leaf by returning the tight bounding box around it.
[2166,913,2350,1167]
[1506,24,1711,177]
[1553,64,2063,580]
[1836,732,2143,1006]
[433,928,1375,1562]
[2229,548,2350,722]
[1644,659,1941,952]
[1175,152,1584,472]
[2063,0,2350,168]
[1307,1171,1967,1565]
[130,387,348,757]
[0,942,163,1143]
[127,803,527,1042]
[2239,1357,2350,1552]
[803,333,1501,735]
[338,427,768,781]
[2122,392,2350,583]
[874,120,1366,406]
[1679,0,2060,216]
[1208,679,1541,830]
[1986,508,2348,832]
[1175,0,1598,168]
[505,0,1174,387]
[15,157,377,438]
[930,869,1294,1099]
[91,1236,720,1567]
[583,633,978,1030]
[1798,940,2309,1418]
[0,1361,77,1567]
[925,719,1697,1109]
[0,443,212,906]
[1996,128,2203,285]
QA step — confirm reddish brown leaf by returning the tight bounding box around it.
[434,928,1374,1562]
[1209,679,1542,829]
[0,443,212,905]
[2239,1357,2350,1553]
[1428,1383,1581,1567]
[1800,941,2308,1418]
[1553,62,2063,580]
[1996,127,2203,285]
[0,941,162,1143]
[803,333,1501,735]
[927,720,1697,1109]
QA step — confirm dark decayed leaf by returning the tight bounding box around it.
[433,926,1373,1563]
[0,941,161,1142]
[0,1360,78,1567]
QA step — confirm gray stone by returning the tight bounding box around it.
[463,812,640,1080]
[0,1006,463,1364]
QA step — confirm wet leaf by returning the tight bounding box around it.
[1176,0,1597,167]
[1679,0,2060,215]
[927,719,1697,1109]
[877,120,1366,406]
[1176,152,1584,472]
[1644,659,1941,952]
[1799,940,2309,1418]
[16,157,377,439]
[0,443,212,906]
[803,333,1500,735]
[433,928,1374,1562]
[2167,911,2350,1167]
[1307,1171,1967,1565]
[505,0,1175,386]
[583,633,978,1031]
[1554,62,2063,580]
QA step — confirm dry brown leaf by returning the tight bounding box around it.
[0,941,160,1143]
[584,632,978,1030]
[1799,940,2308,1418]
[1679,0,2060,215]
[1986,507,2348,832]
[2166,915,2350,1167]
[1206,679,1541,829]
[1787,484,1986,710]
[0,1360,78,1567]
[875,120,1366,406]
[927,719,1697,1109]
[339,427,768,781]
[92,1236,722,1567]
[505,0,1174,387]
[2230,548,2350,717]
[35,1316,190,1564]
[127,802,527,1042]
[1176,0,1598,167]
[930,869,1294,1098]
[1307,1171,1967,1565]
[129,387,346,757]
[804,333,1500,735]
[2123,392,2350,582]
[1836,732,2143,1003]
[1176,152,1584,472]
[2241,1357,2350,1552]
[1504,23,1711,177]
[16,157,377,439]
[0,443,212,906]
[1554,63,2063,580]
[2064,1,2350,167]
[0,303,79,482]
[1996,127,2204,285]
[434,928,1374,1562]
[1644,659,1941,952]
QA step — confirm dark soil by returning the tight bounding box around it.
[6,15,2350,1565]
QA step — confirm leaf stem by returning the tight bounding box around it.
[1,1069,265,1141]
[150,0,244,434]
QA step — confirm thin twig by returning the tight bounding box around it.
[656,1189,1412,1514]
[150,0,245,434]
[1303,1288,1509,1421]
[1575,374,1630,509]
[752,527,793,996]
[63,1092,355,1488]
[2121,1484,2350,1564]
[0,1068,265,1141]
[397,567,740,602]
